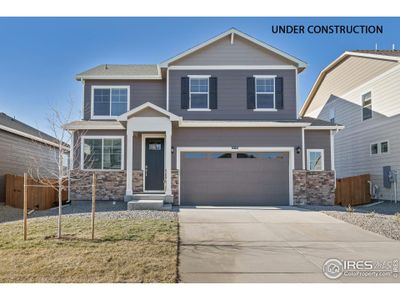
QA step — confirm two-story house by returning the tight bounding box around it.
[300,50,400,201]
[65,28,341,209]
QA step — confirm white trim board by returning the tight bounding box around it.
[176,146,295,206]
[80,135,125,171]
[141,133,166,193]
[167,65,297,70]
[178,120,311,128]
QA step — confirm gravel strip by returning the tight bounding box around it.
[0,201,177,224]
[301,203,400,241]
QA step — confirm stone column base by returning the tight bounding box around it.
[293,170,335,205]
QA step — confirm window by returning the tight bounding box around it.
[307,149,324,171]
[82,137,123,170]
[237,152,284,159]
[329,108,335,124]
[371,141,389,155]
[381,141,389,153]
[189,77,209,109]
[362,92,372,120]
[184,152,231,159]
[255,77,275,109]
[92,86,129,117]
[370,143,378,155]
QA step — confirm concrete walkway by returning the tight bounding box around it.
[178,207,400,283]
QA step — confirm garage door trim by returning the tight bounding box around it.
[176,147,295,206]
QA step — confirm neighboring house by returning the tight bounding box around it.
[0,112,68,202]
[300,50,400,201]
[65,28,342,208]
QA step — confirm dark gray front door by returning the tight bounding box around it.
[145,138,164,191]
[181,151,289,206]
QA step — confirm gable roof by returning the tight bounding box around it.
[0,112,68,149]
[299,51,400,117]
[160,28,307,71]
[117,102,181,121]
[76,64,161,80]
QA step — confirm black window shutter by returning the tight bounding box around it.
[181,77,189,109]
[247,77,255,109]
[209,77,218,109]
[275,77,284,109]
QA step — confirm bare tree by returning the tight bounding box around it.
[27,100,85,239]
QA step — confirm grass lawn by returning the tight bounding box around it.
[0,215,178,283]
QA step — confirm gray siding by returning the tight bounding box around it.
[315,60,400,200]
[83,80,166,120]
[0,130,59,201]
[171,35,295,66]
[304,130,332,171]
[172,127,303,169]
[169,69,297,120]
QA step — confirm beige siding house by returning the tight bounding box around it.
[300,50,400,201]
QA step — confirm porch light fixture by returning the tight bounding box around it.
[171,146,175,154]
[296,146,301,154]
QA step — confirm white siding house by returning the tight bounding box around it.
[300,50,400,201]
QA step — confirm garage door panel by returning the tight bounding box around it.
[180,151,289,206]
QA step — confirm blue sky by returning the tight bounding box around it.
[0,17,399,135]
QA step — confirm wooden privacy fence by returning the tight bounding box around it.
[5,174,68,210]
[335,174,371,206]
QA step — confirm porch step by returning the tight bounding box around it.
[133,194,166,201]
[127,200,172,211]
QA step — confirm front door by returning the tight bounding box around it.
[145,138,165,191]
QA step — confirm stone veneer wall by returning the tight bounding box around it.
[133,170,143,193]
[293,170,335,205]
[70,170,143,201]
[171,170,179,205]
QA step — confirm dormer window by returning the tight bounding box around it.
[189,76,210,110]
[92,86,129,118]
[255,76,276,110]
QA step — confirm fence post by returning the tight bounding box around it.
[23,173,28,241]
[91,173,96,240]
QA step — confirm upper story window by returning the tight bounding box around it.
[370,141,389,155]
[92,86,129,118]
[307,149,324,171]
[255,76,275,110]
[362,91,372,121]
[82,136,124,170]
[189,76,209,110]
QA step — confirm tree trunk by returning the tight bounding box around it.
[57,154,63,239]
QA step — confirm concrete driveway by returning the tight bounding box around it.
[179,207,400,283]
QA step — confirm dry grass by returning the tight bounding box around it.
[0,216,178,283]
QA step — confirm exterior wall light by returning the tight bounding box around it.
[296,146,301,154]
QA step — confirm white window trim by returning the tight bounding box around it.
[91,85,130,119]
[306,149,325,171]
[189,76,210,111]
[254,75,276,110]
[370,140,389,155]
[361,90,372,121]
[81,135,125,171]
